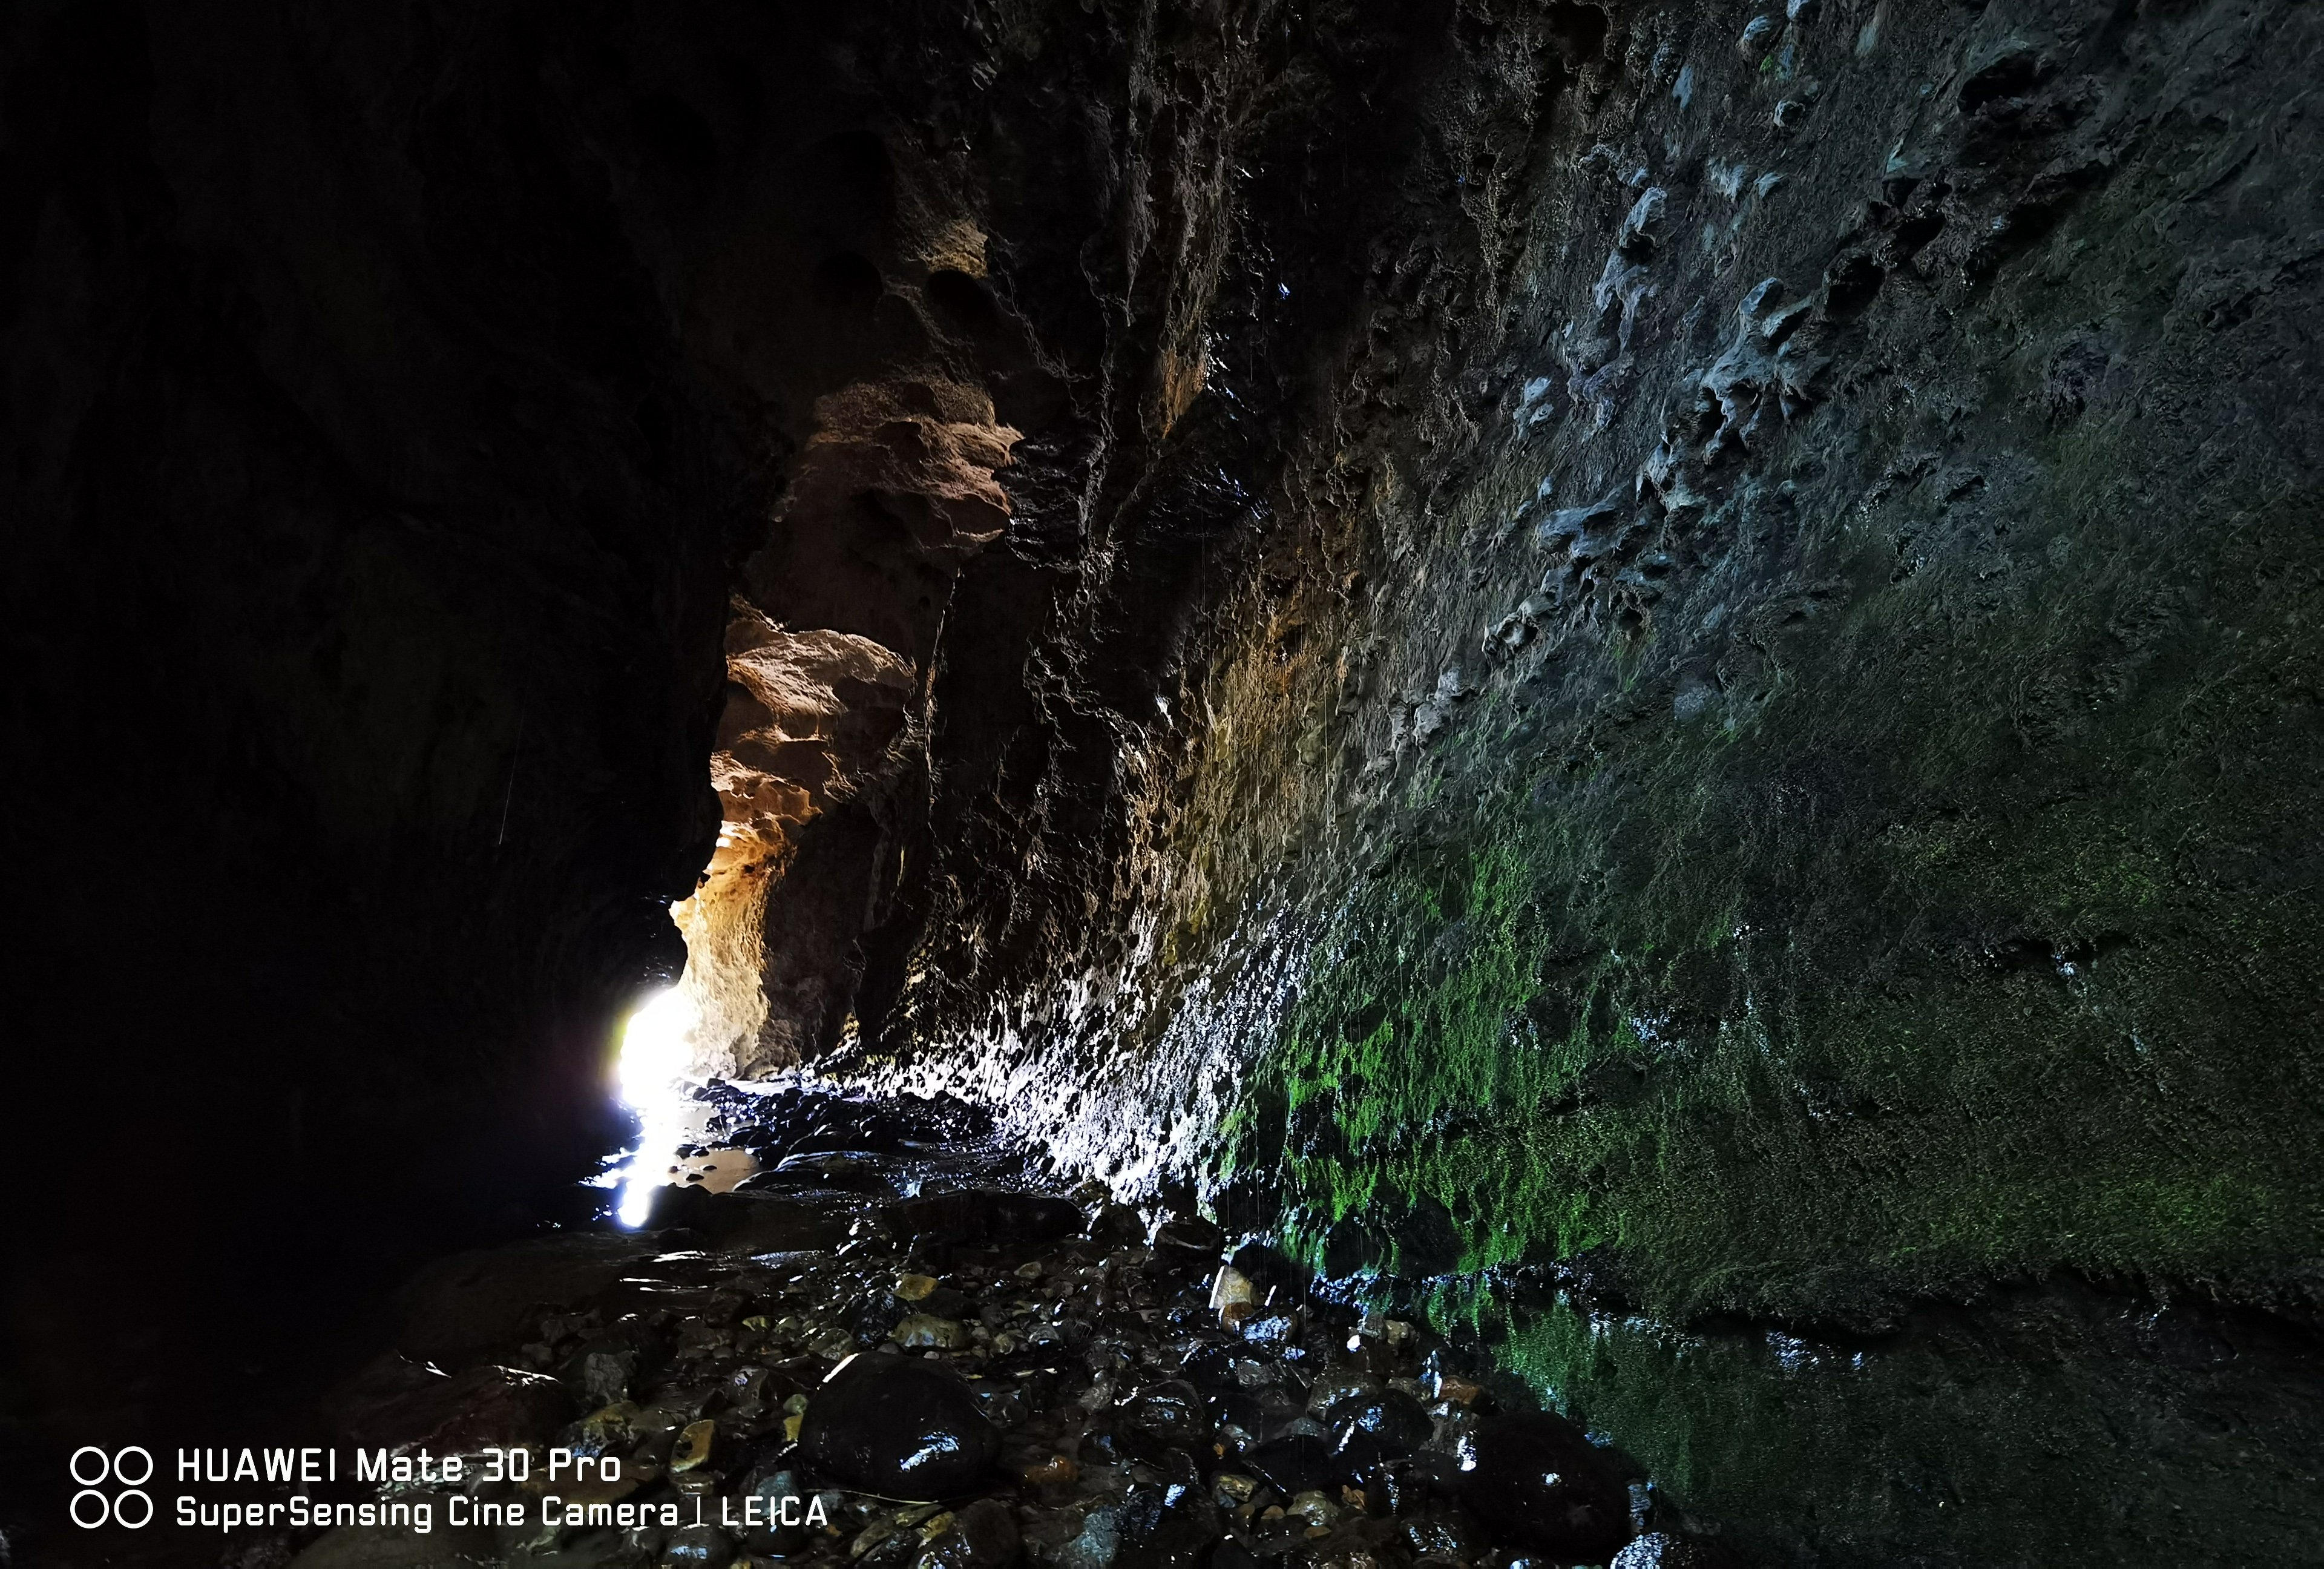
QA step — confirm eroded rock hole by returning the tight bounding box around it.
[814,251,886,314]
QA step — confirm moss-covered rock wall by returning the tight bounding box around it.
[865,0,2324,1558]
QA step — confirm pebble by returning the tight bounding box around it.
[925,1498,1022,1569]
[669,1418,717,1474]
[1612,1531,1751,1567]
[1285,1490,1340,1528]
[1115,1453,1224,1569]
[663,1522,736,1568]
[1052,1505,1121,1569]
[891,1312,970,1349]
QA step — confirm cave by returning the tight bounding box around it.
[4,0,2320,1565]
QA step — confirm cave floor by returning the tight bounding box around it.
[212,1087,1707,1569]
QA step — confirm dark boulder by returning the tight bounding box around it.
[1091,1203,1149,1246]
[1228,1243,1305,1301]
[1114,1379,1210,1461]
[1115,1453,1223,1569]
[1239,1432,1340,1495]
[1455,1412,1630,1562]
[801,1353,1000,1498]
[769,1151,901,1194]
[1327,1387,1434,1470]
[1153,1216,1226,1261]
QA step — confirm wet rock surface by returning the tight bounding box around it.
[1452,1415,1631,1564]
[254,1090,1721,1569]
[801,1356,1000,1498]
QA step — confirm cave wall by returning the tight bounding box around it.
[1,0,1345,1478]
[0,0,1146,1459]
[842,0,2324,1560]
[5,0,2320,1559]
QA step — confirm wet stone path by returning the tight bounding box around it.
[302,1087,1739,1569]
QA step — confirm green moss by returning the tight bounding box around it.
[1151,47,2324,1557]
[1221,489,2324,1317]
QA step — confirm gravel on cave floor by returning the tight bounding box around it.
[301,1088,1742,1569]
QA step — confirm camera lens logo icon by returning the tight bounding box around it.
[70,1447,154,1528]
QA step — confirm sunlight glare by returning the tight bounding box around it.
[612,986,696,1227]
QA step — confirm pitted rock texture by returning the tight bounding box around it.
[807,0,2324,1561]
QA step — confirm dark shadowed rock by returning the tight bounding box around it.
[1240,1432,1340,1495]
[1456,1412,1631,1562]
[1228,1244,1305,1301]
[1092,1203,1147,1246]
[642,1184,853,1251]
[923,1498,1023,1569]
[890,1189,1086,1247]
[1152,1217,1226,1260]
[1114,1379,1210,1460]
[330,1357,570,1453]
[1114,1453,1223,1569]
[849,1290,910,1345]
[1327,1387,1434,1470]
[770,1151,902,1194]
[801,1353,1000,1498]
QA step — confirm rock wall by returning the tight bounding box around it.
[842,0,2324,1559]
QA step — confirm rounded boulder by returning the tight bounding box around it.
[801,1353,1000,1498]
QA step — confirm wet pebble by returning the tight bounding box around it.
[923,1497,1023,1569]
[1115,1454,1223,1569]
[1612,1531,1751,1568]
[893,1312,971,1349]
[660,1522,734,1568]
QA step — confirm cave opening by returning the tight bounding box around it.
[6,1,2323,1566]
[609,987,706,1230]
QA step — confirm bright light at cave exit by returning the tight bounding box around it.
[612,986,696,1228]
